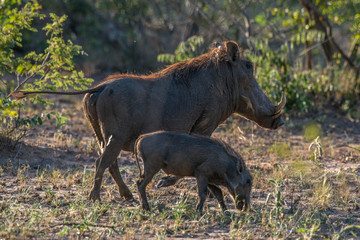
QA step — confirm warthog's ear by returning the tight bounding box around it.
[226,41,240,63]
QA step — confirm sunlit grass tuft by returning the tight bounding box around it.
[303,122,322,142]
[268,142,291,158]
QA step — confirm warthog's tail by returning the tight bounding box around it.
[8,85,106,99]
[134,137,143,178]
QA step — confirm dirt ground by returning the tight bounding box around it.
[0,97,359,239]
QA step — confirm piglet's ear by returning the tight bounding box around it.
[237,161,243,173]
[237,156,247,174]
[226,41,239,62]
[225,174,236,190]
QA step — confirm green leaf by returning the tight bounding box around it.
[255,14,266,26]
[296,228,308,233]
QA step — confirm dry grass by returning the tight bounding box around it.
[0,99,359,239]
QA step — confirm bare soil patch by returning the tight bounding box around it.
[0,98,359,239]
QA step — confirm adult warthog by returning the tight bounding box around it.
[10,41,286,201]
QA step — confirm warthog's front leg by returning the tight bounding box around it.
[208,184,227,212]
[195,173,209,214]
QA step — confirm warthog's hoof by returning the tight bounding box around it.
[89,189,101,202]
[121,190,134,201]
[142,204,151,211]
[156,176,179,188]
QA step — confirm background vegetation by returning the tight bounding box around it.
[1,0,359,142]
[1,0,360,135]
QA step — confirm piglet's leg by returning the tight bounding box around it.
[195,172,209,214]
[136,169,159,211]
[208,184,227,212]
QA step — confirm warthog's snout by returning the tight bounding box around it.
[271,117,285,129]
[233,175,252,211]
[235,195,251,211]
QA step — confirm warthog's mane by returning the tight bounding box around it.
[101,41,241,88]
[212,137,247,171]
[210,138,243,161]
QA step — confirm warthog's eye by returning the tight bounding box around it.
[215,41,223,48]
[245,61,252,70]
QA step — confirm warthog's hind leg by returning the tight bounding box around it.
[156,175,180,188]
[109,160,133,200]
[89,138,128,202]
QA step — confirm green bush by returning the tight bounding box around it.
[245,40,312,112]
[0,0,92,148]
[157,36,204,64]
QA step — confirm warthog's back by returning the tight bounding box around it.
[137,131,235,177]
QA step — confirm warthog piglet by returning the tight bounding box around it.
[134,131,252,213]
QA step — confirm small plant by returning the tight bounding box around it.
[57,226,70,237]
[308,136,323,164]
[44,187,57,203]
[265,178,285,219]
[296,222,321,239]
[17,164,30,187]
[36,168,46,190]
[85,138,98,154]
[50,169,62,188]
[172,192,191,229]
[333,225,360,240]
[311,175,333,209]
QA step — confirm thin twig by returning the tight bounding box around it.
[49,222,122,233]
[13,141,23,164]
[335,144,360,152]
[12,52,51,93]
[283,210,305,240]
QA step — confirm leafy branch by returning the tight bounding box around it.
[0,0,93,148]
[11,13,92,97]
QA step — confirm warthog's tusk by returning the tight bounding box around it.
[272,111,282,119]
[274,92,286,114]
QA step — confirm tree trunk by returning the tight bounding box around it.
[321,35,333,67]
